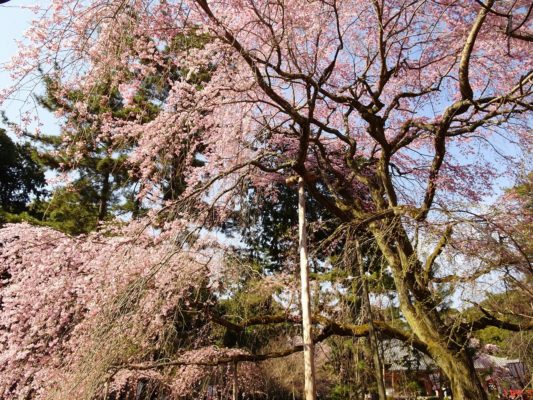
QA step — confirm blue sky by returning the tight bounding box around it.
[1,0,59,136]
[1,1,526,190]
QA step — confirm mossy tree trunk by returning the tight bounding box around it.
[370,220,488,400]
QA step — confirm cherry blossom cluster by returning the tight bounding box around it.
[3,0,530,217]
[0,222,227,399]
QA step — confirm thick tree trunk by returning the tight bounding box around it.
[298,177,317,400]
[400,292,487,400]
[370,222,488,400]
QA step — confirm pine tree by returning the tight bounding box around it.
[0,128,46,218]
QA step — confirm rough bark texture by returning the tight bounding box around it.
[370,220,488,400]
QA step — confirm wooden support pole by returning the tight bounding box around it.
[298,177,317,400]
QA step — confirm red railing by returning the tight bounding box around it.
[503,389,533,399]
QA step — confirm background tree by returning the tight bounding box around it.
[28,78,137,234]
[0,128,46,218]
[17,30,212,235]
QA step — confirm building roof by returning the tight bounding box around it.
[474,354,521,370]
[383,340,522,373]
[382,340,436,372]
